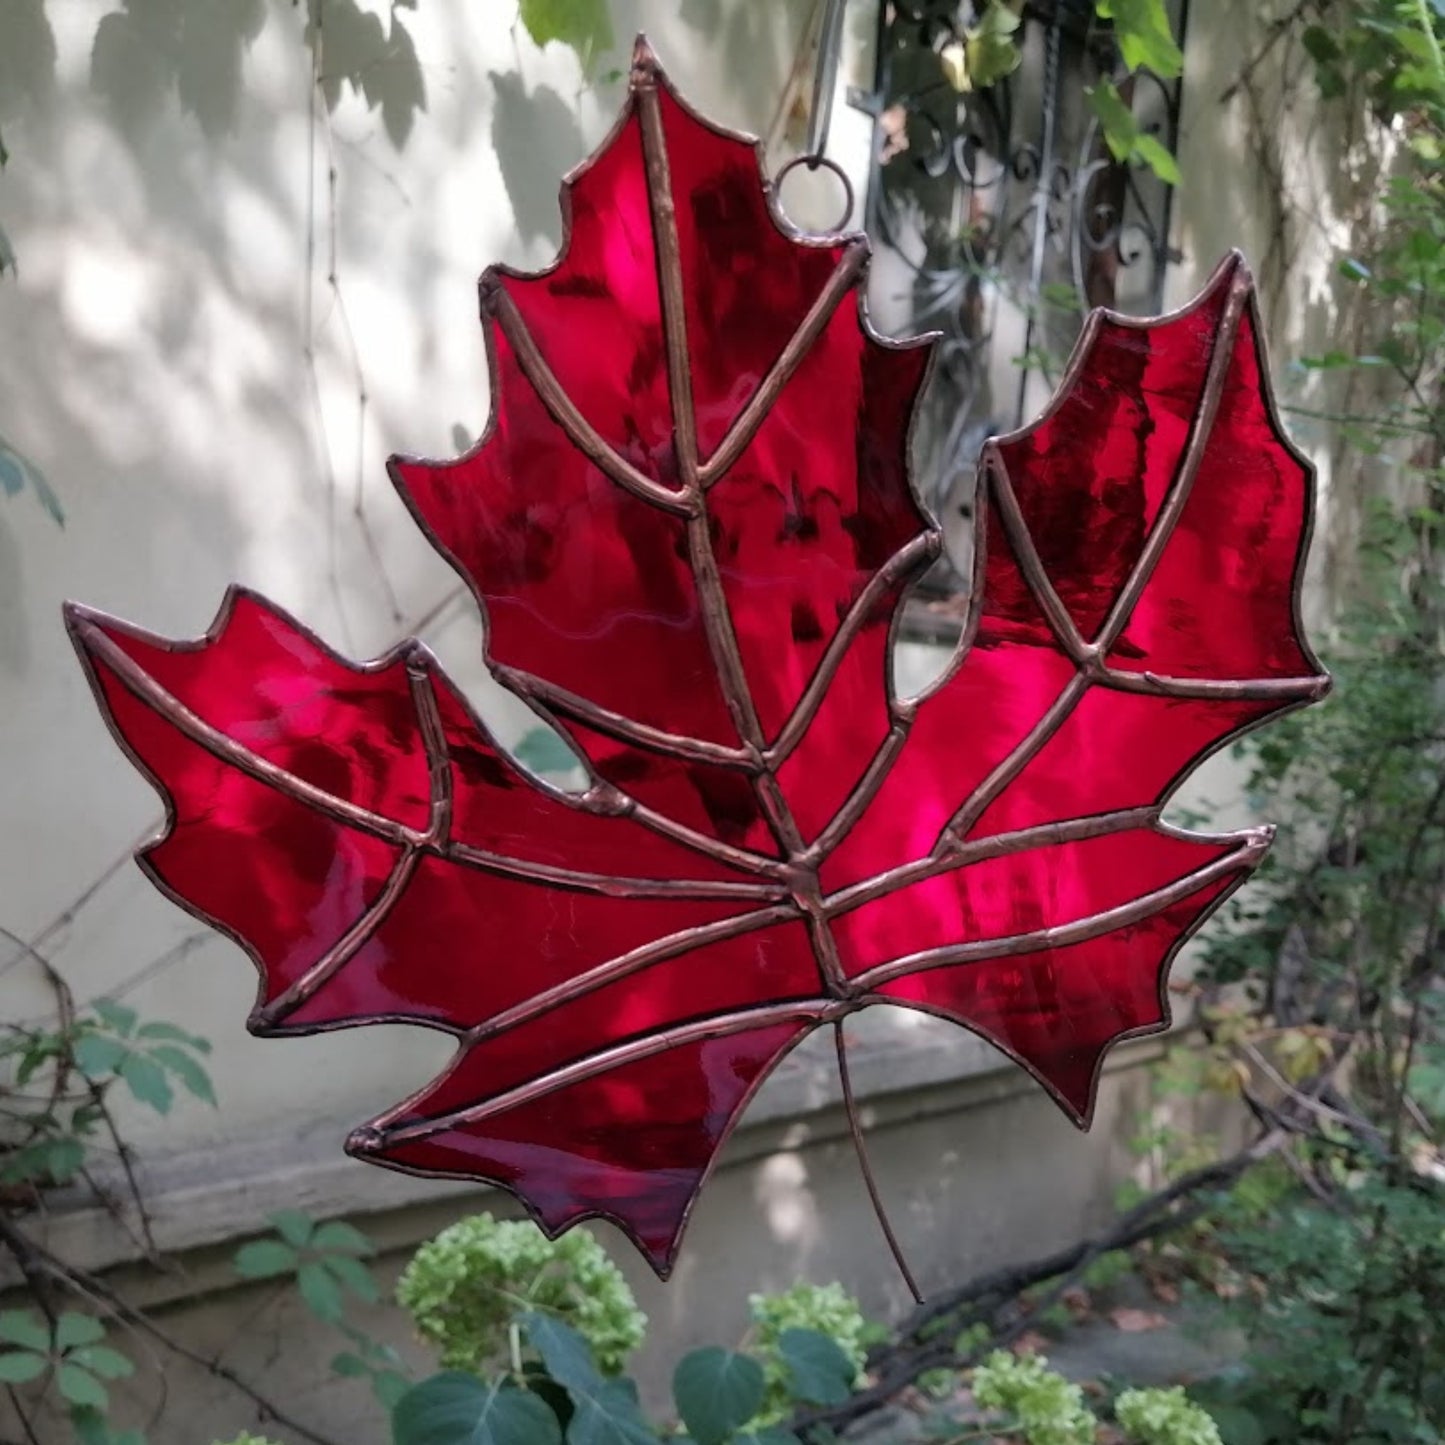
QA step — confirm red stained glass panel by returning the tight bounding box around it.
[65,41,1328,1278]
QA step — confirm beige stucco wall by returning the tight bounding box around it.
[0,0,842,1155]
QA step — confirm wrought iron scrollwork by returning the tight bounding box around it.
[855,0,1189,593]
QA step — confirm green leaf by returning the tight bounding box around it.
[0,429,63,525]
[119,1052,172,1113]
[233,1239,299,1279]
[55,1313,106,1349]
[323,1253,381,1302]
[0,1310,50,1351]
[566,1380,657,1445]
[735,1432,800,1445]
[0,1350,47,1384]
[332,1350,370,1377]
[523,1315,654,1445]
[146,1044,216,1105]
[68,1346,134,1380]
[73,1033,129,1078]
[1096,0,1184,77]
[392,1372,562,1445]
[1300,24,1341,64]
[70,1409,148,1445]
[376,1369,414,1411]
[517,0,614,73]
[673,1348,765,1445]
[134,1020,210,1051]
[56,1362,109,1409]
[298,1260,345,1322]
[1085,81,1138,161]
[523,1312,603,1392]
[91,1000,137,1037]
[311,1219,375,1256]
[777,1328,856,1407]
[1134,132,1181,184]
[269,1208,317,1248]
[513,725,582,777]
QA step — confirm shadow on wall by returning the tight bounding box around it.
[490,71,585,247]
[1177,1,1404,601]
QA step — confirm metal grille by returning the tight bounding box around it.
[853,0,1189,594]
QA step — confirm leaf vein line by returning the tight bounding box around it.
[485,282,693,517]
[80,621,783,903]
[849,838,1269,991]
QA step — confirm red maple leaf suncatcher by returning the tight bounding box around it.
[66,40,1329,1288]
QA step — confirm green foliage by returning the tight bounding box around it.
[748,1281,871,1419]
[1190,1178,1445,1443]
[231,1209,410,1409]
[1085,80,1180,184]
[396,1213,645,1376]
[672,1348,765,1445]
[1,1002,212,1194]
[1114,1386,1222,1445]
[939,2,1023,93]
[0,427,62,524]
[512,724,583,777]
[233,1209,381,1326]
[393,1371,564,1445]
[209,1437,285,1445]
[518,0,615,74]
[971,1350,1097,1445]
[522,1313,655,1445]
[0,1309,134,1413]
[73,1001,216,1115]
[1095,0,1184,78]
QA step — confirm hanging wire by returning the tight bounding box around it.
[777,0,856,233]
[806,0,850,163]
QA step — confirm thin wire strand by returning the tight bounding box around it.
[806,0,849,162]
[834,1019,925,1304]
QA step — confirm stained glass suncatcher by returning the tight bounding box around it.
[65,38,1329,1284]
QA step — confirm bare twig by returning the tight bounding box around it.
[0,1214,342,1445]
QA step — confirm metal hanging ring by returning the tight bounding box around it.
[777,153,856,235]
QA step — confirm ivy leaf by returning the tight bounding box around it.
[1086,80,1139,161]
[73,1033,130,1079]
[1134,132,1181,185]
[135,1020,212,1052]
[119,1052,173,1113]
[91,1000,138,1037]
[270,1208,316,1249]
[298,1260,346,1322]
[56,1362,109,1409]
[392,1372,562,1445]
[0,1311,51,1351]
[55,1313,107,1350]
[322,1252,381,1302]
[312,1219,376,1255]
[0,1350,48,1384]
[1096,0,1184,78]
[233,1239,299,1279]
[518,0,614,72]
[147,1043,216,1104]
[68,1346,135,1381]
